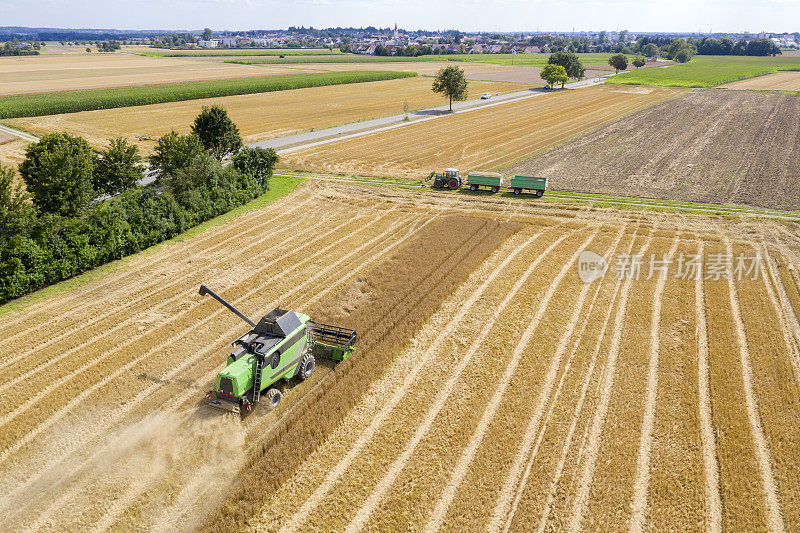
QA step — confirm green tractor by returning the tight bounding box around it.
[199,285,356,415]
[425,168,462,190]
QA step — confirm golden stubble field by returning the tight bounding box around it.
[1,181,799,532]
[0,53,312,95]
[720,71,800,91]
[280,85,685,179]
[7,77,526,153]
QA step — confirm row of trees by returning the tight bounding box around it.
[0,40,40,56]
[0,106,278,303]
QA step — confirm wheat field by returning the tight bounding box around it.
[1,182,799,531]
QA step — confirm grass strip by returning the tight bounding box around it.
[0,71,416,119]
[607,55,800,88]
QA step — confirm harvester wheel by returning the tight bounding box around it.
[469,184,478,191]
[448,179,459,190]
[298,352,316,380]
[266,388,282,410]
[491,186,499,193]
[513,188,522,195]
[433,179,444,188]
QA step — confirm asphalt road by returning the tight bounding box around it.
[253,74,614,154]
[1,72,615,188]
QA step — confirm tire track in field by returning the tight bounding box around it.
[566,229,656,533]
[487,227,621,532]
[495,223,631,533]
[0,206,340,395]
[277,227,566,533]
[344,228,589,533]
[724,238,785,533]
[0,209,401,469]
[529,225,639,533]
[0,210,376,432]
[695,241,723,533]
[629,237,681,532]
[93,216,436,532]
[0,194,317,367]
[423,227,598,533]
[758,239,800,389]
[9,211,421,531]
[0,189,314,342]
[187,217,510,531]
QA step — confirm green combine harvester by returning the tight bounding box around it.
[199,285,357,415]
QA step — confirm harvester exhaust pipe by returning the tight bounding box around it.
[199,284,257,327]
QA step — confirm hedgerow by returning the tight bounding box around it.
[0,71,416,119]
[0,156,268,303]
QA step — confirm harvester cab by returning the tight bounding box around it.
[199,285,356,416]
[425,168,462,190]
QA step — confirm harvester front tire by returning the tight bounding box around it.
[448,179,459,190]
[433,179,444,188]
[266,388,282,410]
[298,353,316,380]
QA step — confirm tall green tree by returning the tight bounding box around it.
[191,105,243,160]
[18,132,96,217]
[148,131,205,178]
[232,147,279,189]
[431,65,469,112]
[548,50,585,79]
[202,28,213,40]
[643,43,659,58]
[632,55,646,69]
[673,48,692,63]
[0,165,34,235]
[95,138,143,195]
[540,64,569,88]
[608,53,628,73]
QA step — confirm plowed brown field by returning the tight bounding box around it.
[509,88,800,211]
[2,181,800,532]
[280,85,684,179]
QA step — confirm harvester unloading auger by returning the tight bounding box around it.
[199,285,357,415]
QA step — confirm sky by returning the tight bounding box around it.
[1,0,798,34]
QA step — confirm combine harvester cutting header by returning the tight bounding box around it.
[199,285,356,415]
[425,169,548,197]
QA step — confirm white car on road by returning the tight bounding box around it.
[480,93,492,99]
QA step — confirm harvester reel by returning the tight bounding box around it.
[298,352,316,380]
[266,388,282,410]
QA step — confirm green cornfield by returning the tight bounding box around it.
[0,71,416,119]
